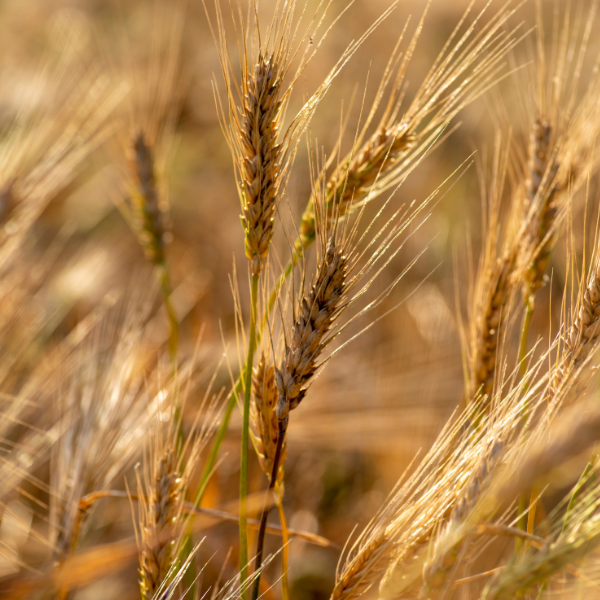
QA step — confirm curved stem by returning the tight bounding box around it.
[252,424,286,600]
[240,271,261,596]
[518,293,535,379]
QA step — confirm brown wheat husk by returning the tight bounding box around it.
[251,354,287,500]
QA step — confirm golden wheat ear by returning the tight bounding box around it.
[205,0,394,276]
[251,353,287,498]
[298,0,524,249]
[465,132,521,407]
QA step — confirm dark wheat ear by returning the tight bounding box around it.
[275,235,349,428]
[130,132,167,266]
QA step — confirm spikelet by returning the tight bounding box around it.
[135,350,218,599]
[299,1,522,247]
[251,354,287,500]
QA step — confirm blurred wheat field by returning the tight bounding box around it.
[2,0,600,599]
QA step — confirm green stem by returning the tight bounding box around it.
[562,454,598,535]
[240,271,261,596]
[516,292,536,548]
[518,293,535,379]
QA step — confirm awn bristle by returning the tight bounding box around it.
[139,448,182,600]
[241,54,283,275]
[276,238,348,427]
[131,132,167,267]
[251,354,287,499]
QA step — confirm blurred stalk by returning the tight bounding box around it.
[277,501,290,600]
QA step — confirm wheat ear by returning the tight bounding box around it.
[139,448,182,600]
[298,0,521,248]
[131,132,167,268]
[240,55,283,276]
[253,235,349,600]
